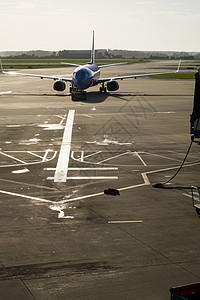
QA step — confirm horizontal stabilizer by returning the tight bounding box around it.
[61,62,81,67]
[99,62,128,69]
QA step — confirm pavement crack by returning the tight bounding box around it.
[21,279,36,300]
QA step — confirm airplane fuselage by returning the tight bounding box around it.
[72,63,100,90]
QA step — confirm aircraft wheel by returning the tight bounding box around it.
[196,207,200,215]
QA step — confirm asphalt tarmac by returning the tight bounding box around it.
[0,61,200,299]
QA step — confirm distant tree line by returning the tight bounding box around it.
[1,49,200,60]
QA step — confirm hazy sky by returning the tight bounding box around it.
[1,0,200,52]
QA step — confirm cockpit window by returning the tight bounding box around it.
[76,71,87,77]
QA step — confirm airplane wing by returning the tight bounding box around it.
[0,60,72,82]
[98,62,128,68]
[97,60,181,83]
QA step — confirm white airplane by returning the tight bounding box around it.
[0,32,181,99]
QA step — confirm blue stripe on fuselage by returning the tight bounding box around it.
[72,64,100,90]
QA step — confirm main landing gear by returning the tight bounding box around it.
[100,83,107,93]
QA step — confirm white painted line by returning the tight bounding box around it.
[143,151,181,162]
[57,114,67,125]
[83,151,102,159]
[0,151,26,164]
[59,191,105,204]
[27,151,44,159]
[71,151,76,160]
[1,160,198,213]
[97,152,128,164]
[134,152,147,166]
[5,150,55,153]
[71,151,103,164]
[80,151,84,162]
[0,91,12,95]
[42,150,50,162]
[0,151,57,168]
[0,178,57,190]
[108,221,143,224]
[66,167,118,171]
[44,167,118,171]
[167,150,199,160]
[12,168,29,174]
[65,176,118,180]
[0,189,53,204]
[54,110,75,182]
[48,176,118,180]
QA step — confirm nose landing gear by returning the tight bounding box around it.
[69,85,87,101]
[71,91,87,101]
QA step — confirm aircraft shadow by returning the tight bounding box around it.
[111,93,193,101]
[6,92,192,100]
[79,92,109,103]
[82,92,138,103]
[8,93,71,97]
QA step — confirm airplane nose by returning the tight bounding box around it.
[75,77,91,90]
[73,68,93,90]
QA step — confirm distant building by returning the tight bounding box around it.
[67,50,102,59]
[67,50,91,59]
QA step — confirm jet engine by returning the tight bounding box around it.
[106,80,119,91]
[53,80,66,91]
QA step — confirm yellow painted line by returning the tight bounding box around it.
[0,157,198,211]
[141,172,150,185]
[145,161,200,176]
[118,182,147,191]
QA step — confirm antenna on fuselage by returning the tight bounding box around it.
[90,30,95,64]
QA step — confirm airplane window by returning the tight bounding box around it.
[77,72,86,77]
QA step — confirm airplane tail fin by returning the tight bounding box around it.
[90,31,95,64]
[176,59,181,73]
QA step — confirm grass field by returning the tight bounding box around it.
[0,58,197,80]
[1,58,146,69]
[151,73,195,79]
